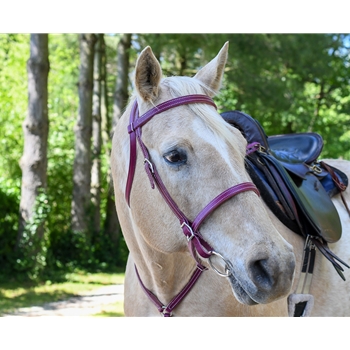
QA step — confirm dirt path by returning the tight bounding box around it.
[1,284,124,317]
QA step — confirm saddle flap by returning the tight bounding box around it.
[262,154,342,243]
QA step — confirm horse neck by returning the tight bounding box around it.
[130,228,199,305]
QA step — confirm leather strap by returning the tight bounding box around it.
[320,161,350,217]
[127,95,217,135]
[125,95,216,206]
[192,183,260,232]
[135,264,206,317]
[125,101,139,206]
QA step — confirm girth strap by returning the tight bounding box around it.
[320,161,350,217]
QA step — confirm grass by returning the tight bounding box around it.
[0,269,125,316]
[92,300,125,317]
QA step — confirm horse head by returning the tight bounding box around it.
[111,42,296,314]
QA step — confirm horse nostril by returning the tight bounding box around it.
[249,259,274,291]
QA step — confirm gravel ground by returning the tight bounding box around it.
[1,284,124,317]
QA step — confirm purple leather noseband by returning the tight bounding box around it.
[126,94,260,316]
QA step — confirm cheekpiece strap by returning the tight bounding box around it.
[125,94,217,206]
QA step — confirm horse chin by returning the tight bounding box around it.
[228,273,258,306]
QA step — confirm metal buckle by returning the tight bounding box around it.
[161,306,172,317]
[309,164,322,174]
[144,158,154,173]
[208,251,232,277]
[180,222,195,241]
[258,145,267,153]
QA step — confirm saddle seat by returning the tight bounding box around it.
[268,133,326,179]
[221,110,349,279]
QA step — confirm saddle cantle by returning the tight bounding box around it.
[221,110,350,280]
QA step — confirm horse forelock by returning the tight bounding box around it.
[158,76,246,161]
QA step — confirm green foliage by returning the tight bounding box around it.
[0,34,128,283]
[0,178,20,276]
[120,34,350,160]
[0,182,51,281]
[15,188,51,280]
[0,34,28,187]
[1,33,349,285]
[210,34,350,160]
[47,226,125,273]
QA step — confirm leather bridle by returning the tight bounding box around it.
[125,94,260,316]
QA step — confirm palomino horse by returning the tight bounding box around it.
[111,42,350,316]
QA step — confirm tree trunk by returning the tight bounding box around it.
[18,34,49,246]
[104,34,131,244]
[100,35,110,153]
[112,34,132,129]
[71,34,96,233]
[91,34,102,234]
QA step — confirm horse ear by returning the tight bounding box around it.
[134,46,162,102]
[194,42,229,97]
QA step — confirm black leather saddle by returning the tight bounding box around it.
[221,110,350,279]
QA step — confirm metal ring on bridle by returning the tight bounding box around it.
[208,251,232,277]
[180,222,195,241]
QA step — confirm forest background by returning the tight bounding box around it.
[0,33,350,283]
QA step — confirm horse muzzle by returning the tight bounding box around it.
[224,249,296,305]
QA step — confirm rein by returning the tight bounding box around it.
[126,94,260,316]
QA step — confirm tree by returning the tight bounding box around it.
[71,34,97,233]
[1,33,350,280]
[91,34,103,234]
[112,33,132,128]
[104,34,132,245]
[0,34,29,184]
[17,34,50,276]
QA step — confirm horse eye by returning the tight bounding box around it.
[164,150,187,165]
